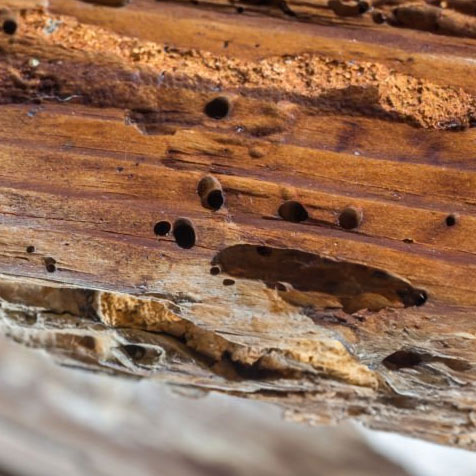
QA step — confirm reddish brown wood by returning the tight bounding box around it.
[1,0,476,450]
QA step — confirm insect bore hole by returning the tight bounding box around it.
[204,96,230,120]
[210,266,221,275]
[278,200,308,223]
[154,221,171,236]
[2,19,17,35]
[173,218,196,249]
[44,257,56,273]
[445,213,458,227]
[414,290,428,307]
[338,206,362,230]
[197,176,224,211]
[207,190,224,210]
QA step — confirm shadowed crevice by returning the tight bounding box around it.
[213,244,427,313]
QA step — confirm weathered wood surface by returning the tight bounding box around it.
[1,0,476,450]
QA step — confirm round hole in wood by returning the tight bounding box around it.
[338,207,362,230]
[197,176,224,211]
[210,266,221,275]
[445,213,458,227]
[2,19,17,35]
[154,221,171,236]
[173,218,196,249]
[204,96,230,120]
[26,246,35,254]
[414,290,428,307]
[44,257,56,273]
[358,1,370,13]
[278,200,308,223]
[207,189,224,210]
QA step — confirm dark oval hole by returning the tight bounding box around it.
[154,221,171,236]
[397,288,428,307]
[207,189,224,210]
[26,245,35,254]
[197,176,224,211]
[44,257,56,273]
[445,213,458,227]
[210,266,221,275]
[414,290,428,306]
[173,218,196,249]
[3,19,17,35]
[223,278,235,286]
[278,201,308,223]
[358,1,370,13]
[383,350,422,370]
[338,207,362,230]
[204,96,230,120]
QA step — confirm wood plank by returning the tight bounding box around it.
[1,0,476,451]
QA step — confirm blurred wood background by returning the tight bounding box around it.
[0,336,410,476]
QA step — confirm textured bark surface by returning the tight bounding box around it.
[1,0,476,451]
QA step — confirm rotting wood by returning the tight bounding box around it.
[1,0,476,451]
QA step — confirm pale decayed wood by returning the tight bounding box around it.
[0,0,476,450]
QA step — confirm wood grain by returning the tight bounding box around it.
[1,0,476,450]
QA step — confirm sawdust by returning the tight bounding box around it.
[15,9,476,129]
